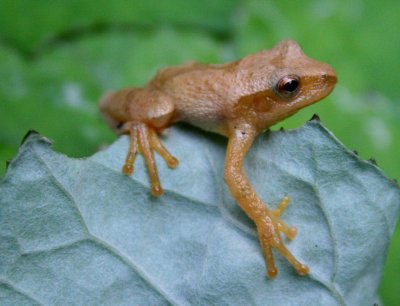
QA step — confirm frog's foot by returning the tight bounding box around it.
[121,122,179,197]
[270,196,298,240]
[256,197,309,278]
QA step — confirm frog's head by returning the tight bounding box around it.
[236,40,337,131]
[269,40,337,106]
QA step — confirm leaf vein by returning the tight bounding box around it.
[30,144,91,235]
[89,235,180,306]
[0,278,44,306]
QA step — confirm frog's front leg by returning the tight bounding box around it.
[121,122,178,197]
[224,125,309,277]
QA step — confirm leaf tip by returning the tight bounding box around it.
[5,159,11,170]
[20,129,52,147]
[308,113,321,122]
[21,129,41,145]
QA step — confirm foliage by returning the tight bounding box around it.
[0,0,399,304]
[1,122,399,305]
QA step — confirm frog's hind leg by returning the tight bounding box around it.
[121,122,179,197]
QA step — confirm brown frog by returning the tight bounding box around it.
[99,40,337,277]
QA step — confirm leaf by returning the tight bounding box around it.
[0,0,238,54]
[1,121,399,306]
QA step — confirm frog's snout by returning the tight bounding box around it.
[322,74,337,88]
[321,65,337,86]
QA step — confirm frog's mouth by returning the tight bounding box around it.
[307,72,337,105]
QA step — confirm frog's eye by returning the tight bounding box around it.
[275,75,300,98]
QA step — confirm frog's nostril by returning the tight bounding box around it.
[329,74,337,84]
[321,73,337,84]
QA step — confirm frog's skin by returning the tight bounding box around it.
[99,40,337,278]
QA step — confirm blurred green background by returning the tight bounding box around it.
[0,0,399,304]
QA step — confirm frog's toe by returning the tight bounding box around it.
[166,156,179,169]
[122,163,134,175]
[121,123,165,197]
[270,197,297,240]
[122,125,138,176]
[149,128,179,169]
[271,196,290,217]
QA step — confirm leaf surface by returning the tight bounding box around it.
[0,121,399,305]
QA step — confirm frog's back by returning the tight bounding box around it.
[148,61,239,134]
[101,59,240,134]
[149,61,227,87]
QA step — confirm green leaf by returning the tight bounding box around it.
[0,0,238,54]
[0,29,224,176]
[1,121,399,305]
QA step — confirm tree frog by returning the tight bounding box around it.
[99,40,337,277]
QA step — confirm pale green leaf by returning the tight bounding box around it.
[1,121,399,305]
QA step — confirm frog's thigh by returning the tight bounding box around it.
[145,97,179,169]
[145,97,175,129]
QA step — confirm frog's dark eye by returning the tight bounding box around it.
[275,75,300,98]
